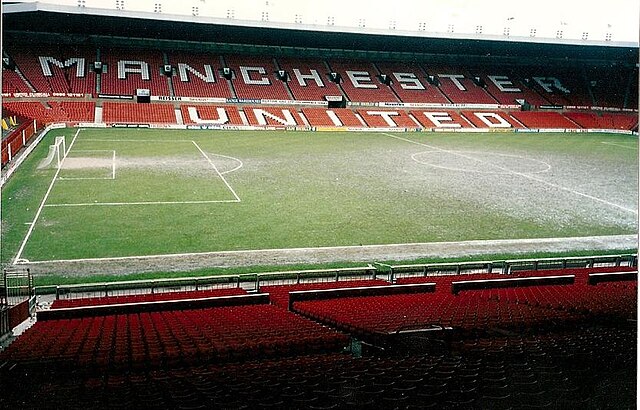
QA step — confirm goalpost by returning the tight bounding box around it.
[38,136,66,169]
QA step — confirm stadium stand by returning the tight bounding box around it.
[2,101,95,123]
[100,48,170,96]
[586,65,638,109]
[460,110,523,128]
[2,302,349,369]
[357,109,419,128]
[6,45,97,95]
[411,110,475,128]
[509,111,580,129]
[469,67,551,107]
[102,101,175,124]
[262,279,390,308]
[277,57,344,102]
[180,104,244,125]
[50,287,248,309]
[168,51,233,98]
[564,111,639,130]
[1,67,32,93]
[374,61,450,104]
[0,263,636,408]
[327,59,400,103]
[300,107,364,127]
[242,105,304,126]
[426,66,498,104]
[223,55,292,100]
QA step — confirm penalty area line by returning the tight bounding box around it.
[43,200,240,207]
[192,141,241,202]
[13,128,83,265]
[601,141,637,150]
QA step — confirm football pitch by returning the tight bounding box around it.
[1,128,637,269]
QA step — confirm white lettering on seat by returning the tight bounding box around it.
[533,77,570,94]
[39,57,86,77]
[178,64,216,83]
[422,112,461,127]
[366,111,400,127]
[474,112,512,128]
[118,60,150,80]
[393,72,425,90]
[293,68,325,87]
[253,109,297,125]
[346,71,377,89]
[488,75,521,92]
[438,74,466,91]
[187,107,229,124]
[240,66,270,85]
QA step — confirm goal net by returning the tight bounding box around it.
[38,136,66,169]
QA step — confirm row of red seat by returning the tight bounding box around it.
[2,304,349,370]
[290,266,636,337]
[50,287,247,309]
[5,100,636,130]
[4,48,637,109]
[1,324,634,409]
[1,101,95,123]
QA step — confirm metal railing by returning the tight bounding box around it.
[43,255,636,302]
[382,254,637,283]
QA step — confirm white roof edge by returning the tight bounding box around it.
[4,2,639,49]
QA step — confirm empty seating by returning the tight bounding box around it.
[51,287,248,309]
[427,66,497,104]
[2,101,95,123]
[564,112,639,130]
[509,111,579,129]
[375,62,449,104]
[224,55,292,101]
[102,102,175,123]
[1,68,32,93]
[168,52,232,98]
[6,45,97,94]
[242,105,304,127]
[411,110,474,128]
[357,109,418,128]
[1,303,348,370]
[180,104,244,125]
[278,57,343,101]
[460,110,522,128]
[100,48,169,96]
[300,107,363,127]
[327,60,399,103]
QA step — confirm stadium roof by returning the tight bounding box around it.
[2,0,638,63]
[3,0,639,48]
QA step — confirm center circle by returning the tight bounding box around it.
[411,150,551,174]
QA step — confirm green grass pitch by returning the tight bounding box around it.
[1,128,637,264]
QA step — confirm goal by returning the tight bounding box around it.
[38,136,66,169]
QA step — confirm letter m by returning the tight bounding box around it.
[39,56,86,77]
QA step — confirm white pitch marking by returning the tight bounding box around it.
[212,153,244,175]
[77,139,195,143]
[44,200,240,207]
[192,141,241,202]
[15,234,638,265]
[411,150,551,175]
[601,141,637,150]
[383,132,638,215]
[57,177,114,181]
[112,150,116,179]
[13,129,82,264]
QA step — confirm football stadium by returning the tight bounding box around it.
[0,0,638,407]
